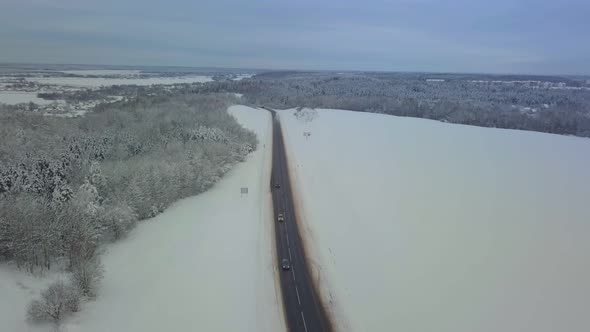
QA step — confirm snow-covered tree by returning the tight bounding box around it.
[50,182,73,207]
[72,179,101,218]
[89,161,106,190]
[27,280,80,324]
[71,256,104,298]
[1,93,259,276]
[101,201,137,240]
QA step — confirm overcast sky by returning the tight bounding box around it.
[1,0,589,74]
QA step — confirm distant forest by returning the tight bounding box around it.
[189,71,590,138]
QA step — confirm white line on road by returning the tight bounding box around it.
[291,268,296,281]
[295,287,301,305]
[288,247,292,260]
[301,312,309,332]
[286,234,290,246]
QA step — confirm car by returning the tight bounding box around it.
[274,182,280,189]
[277,213,285,222]
[281,258,290,270]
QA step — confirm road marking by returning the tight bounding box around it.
[295,287,301,305]
[301,312,309,332]
[291,268,296,281]
[286,234,290,246]
[288,247,292,260]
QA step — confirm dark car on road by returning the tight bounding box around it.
[281,258,290,270]
[274,182,280,188]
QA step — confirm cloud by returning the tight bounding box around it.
[0,0,588,74]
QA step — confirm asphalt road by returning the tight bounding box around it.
[266,108,333,332]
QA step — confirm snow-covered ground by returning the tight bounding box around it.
[0,91,63,105]
[0,105,284,332]
[279,108,590,332]
[0,266,68,332]
[26,75,213,88]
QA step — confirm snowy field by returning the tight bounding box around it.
[0,105,284,332]
[279,108,590,332]
[0,91,62,105]
[233,74,254,81]
[60,70,142,77]
[26,75,213,88]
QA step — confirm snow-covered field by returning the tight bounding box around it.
[0,71,213,105]
[0,105,284,332]
[279,108,590,332]
[60,70,142,77]
[26,75,213,88]
[0,91,62,105]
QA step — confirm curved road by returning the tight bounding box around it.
[266,108,333,332]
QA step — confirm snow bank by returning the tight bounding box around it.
[57,105,283,331]
[279,108,590,332]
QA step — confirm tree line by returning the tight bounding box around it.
[186,71,590,137]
